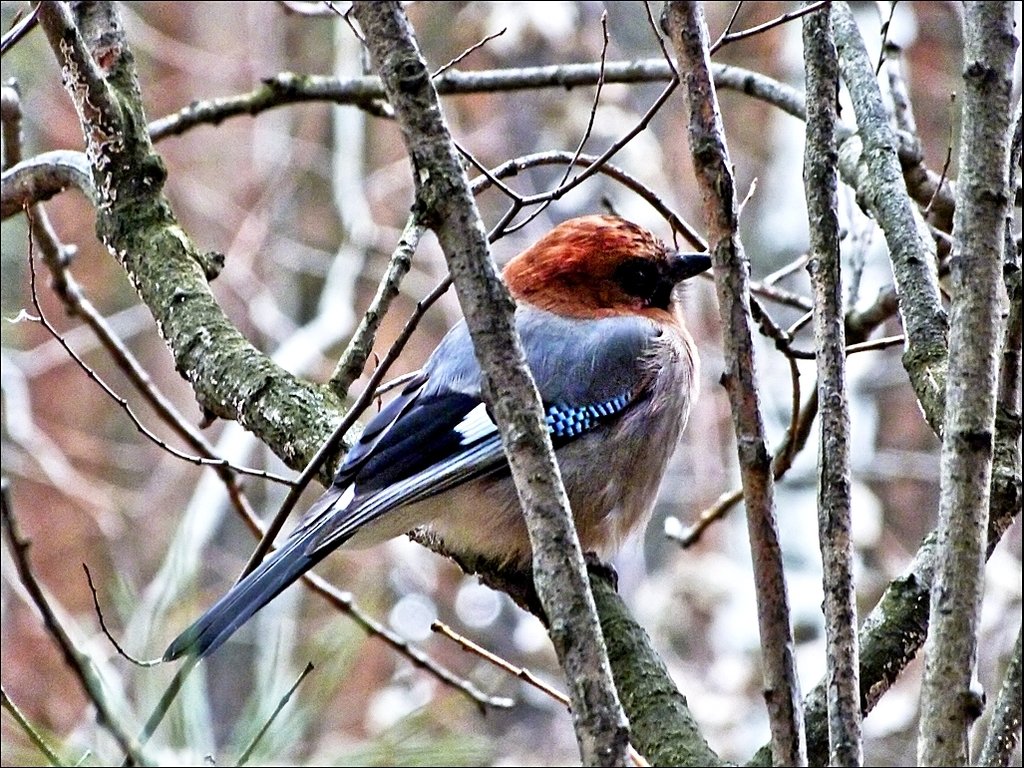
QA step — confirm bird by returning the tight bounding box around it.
[165,214,711,661]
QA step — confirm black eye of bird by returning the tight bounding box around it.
[614,258,663,304]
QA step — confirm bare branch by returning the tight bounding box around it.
[1,480,150,766]
[803,3,862,764]
[665,3,806,764]
[240,274,452,580]
[833,0,949,435]
[978,628,1023,767]
[918,3,1018,764]
[1,150,94,219]
[709,0,831,54]
[351,3,630,763]
[328,215,423,395]
[431,27,507,78]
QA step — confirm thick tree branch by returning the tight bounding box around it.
[833,1,949,436]
[665,3,806,765]
[350,3,629,765]
[0,149,94,218]
[918,4,1017,765]
[34,0,347,483]
[590,576,724,767]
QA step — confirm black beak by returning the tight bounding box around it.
[669,252,712,282]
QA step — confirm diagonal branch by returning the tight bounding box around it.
[833,1,949,436]
[349,2,629,765]
[34,0,349,484]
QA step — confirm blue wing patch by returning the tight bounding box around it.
[546,394,632,439]
[303,388,636,555]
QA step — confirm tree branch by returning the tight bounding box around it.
[833,0,949,436]
[34,0,348,483]
[350,2,629,764]
[802,3,862,765]
[918,3,1018,764]
[978,628,1023,767]
[665,3,806,765]
[1,480,150,766]
[0,149,94,218]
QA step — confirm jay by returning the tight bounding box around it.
[166,214,710,660]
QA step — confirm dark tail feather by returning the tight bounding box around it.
[164,528,328,661]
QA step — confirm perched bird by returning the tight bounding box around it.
[165,215,710,661]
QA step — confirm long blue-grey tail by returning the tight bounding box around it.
[164,517,333,661]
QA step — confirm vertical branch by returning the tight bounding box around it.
[802,4,862,766]
[664,3,807,766]
[918,3,1018,766]
[349,3,629,765]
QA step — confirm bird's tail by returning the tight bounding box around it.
[164,491,344,661]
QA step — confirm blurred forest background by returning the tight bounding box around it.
[1,1,1020,766]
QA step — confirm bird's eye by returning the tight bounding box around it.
[614,258,660,301]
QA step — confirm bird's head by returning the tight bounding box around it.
[502,215,710,323]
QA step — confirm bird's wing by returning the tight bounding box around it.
[305,308,659,553]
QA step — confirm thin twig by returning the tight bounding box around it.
[518,78,679,208]
[432,28,507,78]
[643,1,677,76]
[709,0,831,54]
[503,10,611,235]
[328,215,424,395]
[432,621,569,706]
[711,1,745,52]
[82,564,161,668]
[469,149,706,252]
[845,333,904,354]
[1,480,149,765]
[235,663,315,767]
[923,94,957,220]
[874,1,900,76]
[670,277,902,547]
[323,0,365,42]
[239,274,452,580]
[16,226,293,486]
[0,684,67,766]
[666,387,819,548]
[750,297,816,360]
[763,253,810,286]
